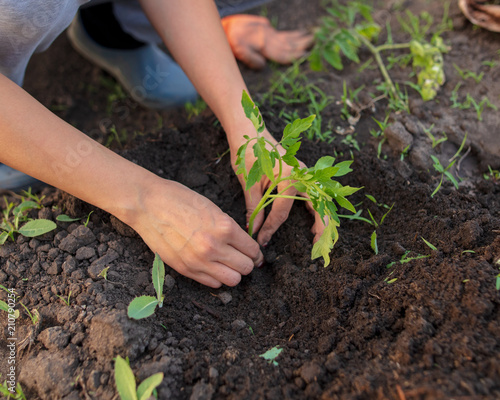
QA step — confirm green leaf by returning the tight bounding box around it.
[0,300,9,313]
[259,346,283,366]
[309,48,323,71]
[323,46,343,70]
[114,356,138,400]
[337,32,360,63]
[312,220,339,266]
[152,253,165,306]
[56,214,82,222]
[371,231,378,255]
[18,219,57,237]
[246,160,264,191]
[331,160,354,177]
[137,373,164,400]
[0,231,9,245]
[334,195,356,213]
[365,194,377,203]
[314,156,336,172]
[282,115,316,148]
[282,141,301,168]
[241,90,264,133]
[254,137,275,183]
[421,237,437,251]
[127,296,158,320]
[13,200,39,216]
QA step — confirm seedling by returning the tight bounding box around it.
[185,98,207,119]
[83,211,93,228]
[421,237,437,251]
[56,290,72,306]
[98,266,110,280]
[128,254,165,320]
[236,91,361,266]
[0,375,26,400]
[430,134,467,197]
[259,346,283,366]
[453,64,484,84]
[483,166,500,181]
[310,2,448,103]
[114,355,163,400]
[423,124,447,149]
[0,285,20,319]
[0,197,56,245]
[19,302,40,325]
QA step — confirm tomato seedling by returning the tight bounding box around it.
[127,254,165,320]
[236,91,361,266]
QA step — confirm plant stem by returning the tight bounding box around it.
[357,34,402,100]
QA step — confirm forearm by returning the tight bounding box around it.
[0,73,154,224]
[138,0,259,149]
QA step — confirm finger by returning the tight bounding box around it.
[203,262,243,287]
[185,270,222,289]
[217,244,256,276]
[256,185,297,246]
[243,184,266,235]
[304,198,327,243]
[232,43,267,69]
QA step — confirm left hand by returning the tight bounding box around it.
[231,129,326,247]
[222,15,314,69]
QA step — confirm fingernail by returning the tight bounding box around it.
[256,260,265,269]
[262,242,269,248]
[245,223,249,232]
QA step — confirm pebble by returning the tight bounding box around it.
[38,327,70,350]
[75,246,96,261]
[231,319,246,330]
[71,225,96,245]
[384,121,413,154]
[165,274,176,290]
[218,292,232,305]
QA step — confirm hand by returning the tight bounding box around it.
[231,129,326,247]
[126,177,264,288]
[221,15,314,69]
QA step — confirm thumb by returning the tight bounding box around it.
[243,185,265,236]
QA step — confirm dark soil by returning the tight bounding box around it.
[1,1,500,399]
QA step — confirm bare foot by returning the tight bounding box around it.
[221,14,314,69]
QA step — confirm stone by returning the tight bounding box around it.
[385,121,413,154]
[38,327,70,351]
[71,225,96,246]
[75,246,96,261]
[88,249,119,279]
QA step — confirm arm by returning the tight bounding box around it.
[0,72,263,287]
[139,0,325,245]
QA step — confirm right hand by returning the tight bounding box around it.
[125,177,264,288]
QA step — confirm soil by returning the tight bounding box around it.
[1,0,500,399]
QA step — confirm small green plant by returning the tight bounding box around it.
[98,266,110,280]
[453,63,484,84]
[56,214,82,223]
[128,254,165,320]
[185,98,207,119]
[0,198,56,245]
[423,124,448,148]
[0,285,19,319]
[56,290,72,306]
[310,2,448,105]
[114,355,163,400]
[236,91,361,266]
[430,134,467,197]
[0,375,26,400]
[421,237,437,251]
[483,166,500,181]
[19,302,40,325]
[259,346,283,366]
[370,115,390,158]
